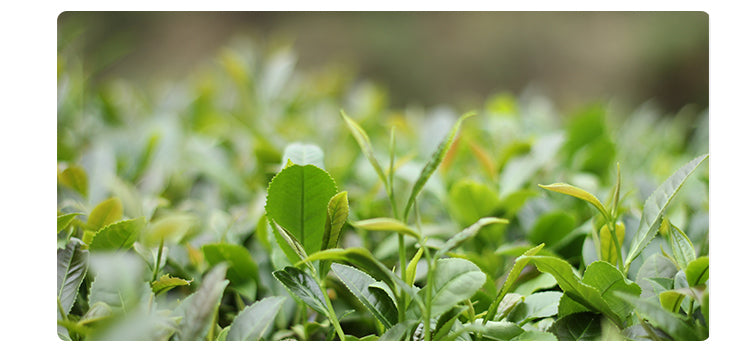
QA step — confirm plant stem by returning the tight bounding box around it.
[152,237,165,282]
[422,244,435,341]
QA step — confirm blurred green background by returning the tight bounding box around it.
[57,11,707,112]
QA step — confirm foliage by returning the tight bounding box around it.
[57,39,708,341]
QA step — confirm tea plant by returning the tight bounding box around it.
[57,39,708,341]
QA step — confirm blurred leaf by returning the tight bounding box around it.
[175,263,229,341]
[512,330,558,341]
[202,243,259,289]
[625,154,708,270]
[88,217,145,251]
[59,165,88,197]
[87,197,123,231]
[528,211,576,248]
[142,213,195,247]
[57,212,82,233]
[616,292,706,340]
[404,111,475,220]
[226,296,286,341]
[341,109,388,186]
[281,142,325,169]
[265,164,338,255]
[436,217,507,258]
[447,179,500,227]
[88,252,148,312]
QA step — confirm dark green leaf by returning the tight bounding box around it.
[615,292,705,340]
[331,263,397,328]
[551,312,602,341]
[528,211,577,248]
[272,266,329,317]
[57,238,89,316]
[581,261,641,322]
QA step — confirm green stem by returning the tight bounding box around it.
[152,237,165,282]
[422,244,434,341]
[320,280,346,340]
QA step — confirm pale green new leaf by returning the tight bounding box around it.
[685,256,709,287]
[668,223,696,271]
[281,142,325,169]
[538,183,609,220]
[351,217,420,240]
[58,212,82,233]
[202,243,259,287]
[403,111,475,220]
[659,290,687,313]
[341,109,388,186]
[624,154,708,270]
[226,296,286,341]
[321,191,349,251]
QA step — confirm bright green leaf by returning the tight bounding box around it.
[659,290,686,313]
[151,274,192,295]
[58,212,82,233]
[351,217,420,239]
[265,164,338,255]
[485,243,544,323]
[447,179,500,227]
[59,165,88,197]
[538,183,609,220]
[599,222,625,266]
[581,261,641,322]
[685,256,709,287]
[624,154,708,270]
[322,191,349,251]
[426,258,486,317]
[142,213,195,247]
[89,217,145,251]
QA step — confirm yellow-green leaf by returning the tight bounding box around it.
[599,222,625,266]
[539,183,609,220]
[87,198,123,231]
[351,217,420,240]
[151,274,192,295]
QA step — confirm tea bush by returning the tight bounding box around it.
[57,41,708,341]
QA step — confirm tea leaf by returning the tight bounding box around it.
[59,165,88,197]
[321,191,349,251]
[436,217,508,258]
[142,213,195,247]
[351,217,420,240]
[538,183,609,220]
[581,261,641,323]
[341,109,388,186]
[685,256,708,287]
[615,292,705,340]
[332,263,398,328]
[58,212,82,233]
[57,238,89,317]
[202,243,259,288]
[659,290,686,313]
[598,222,625,266]
[667,222,696,271]
[89,217,145,251]
[226,296,286,341]
[426,258,486,317]
[550,312,601,341]
[281,142,325,169]
[87,197,123,231]
[405,247,424,286]
[624,154,708,270]
[403,111,475,220]
[265,164,338,255]
[508,291,563,324]
[151,274,192,295]
[447,179,500,227]
[175,263,230,340]
[272,266,329,317]
[485,243,545,323]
